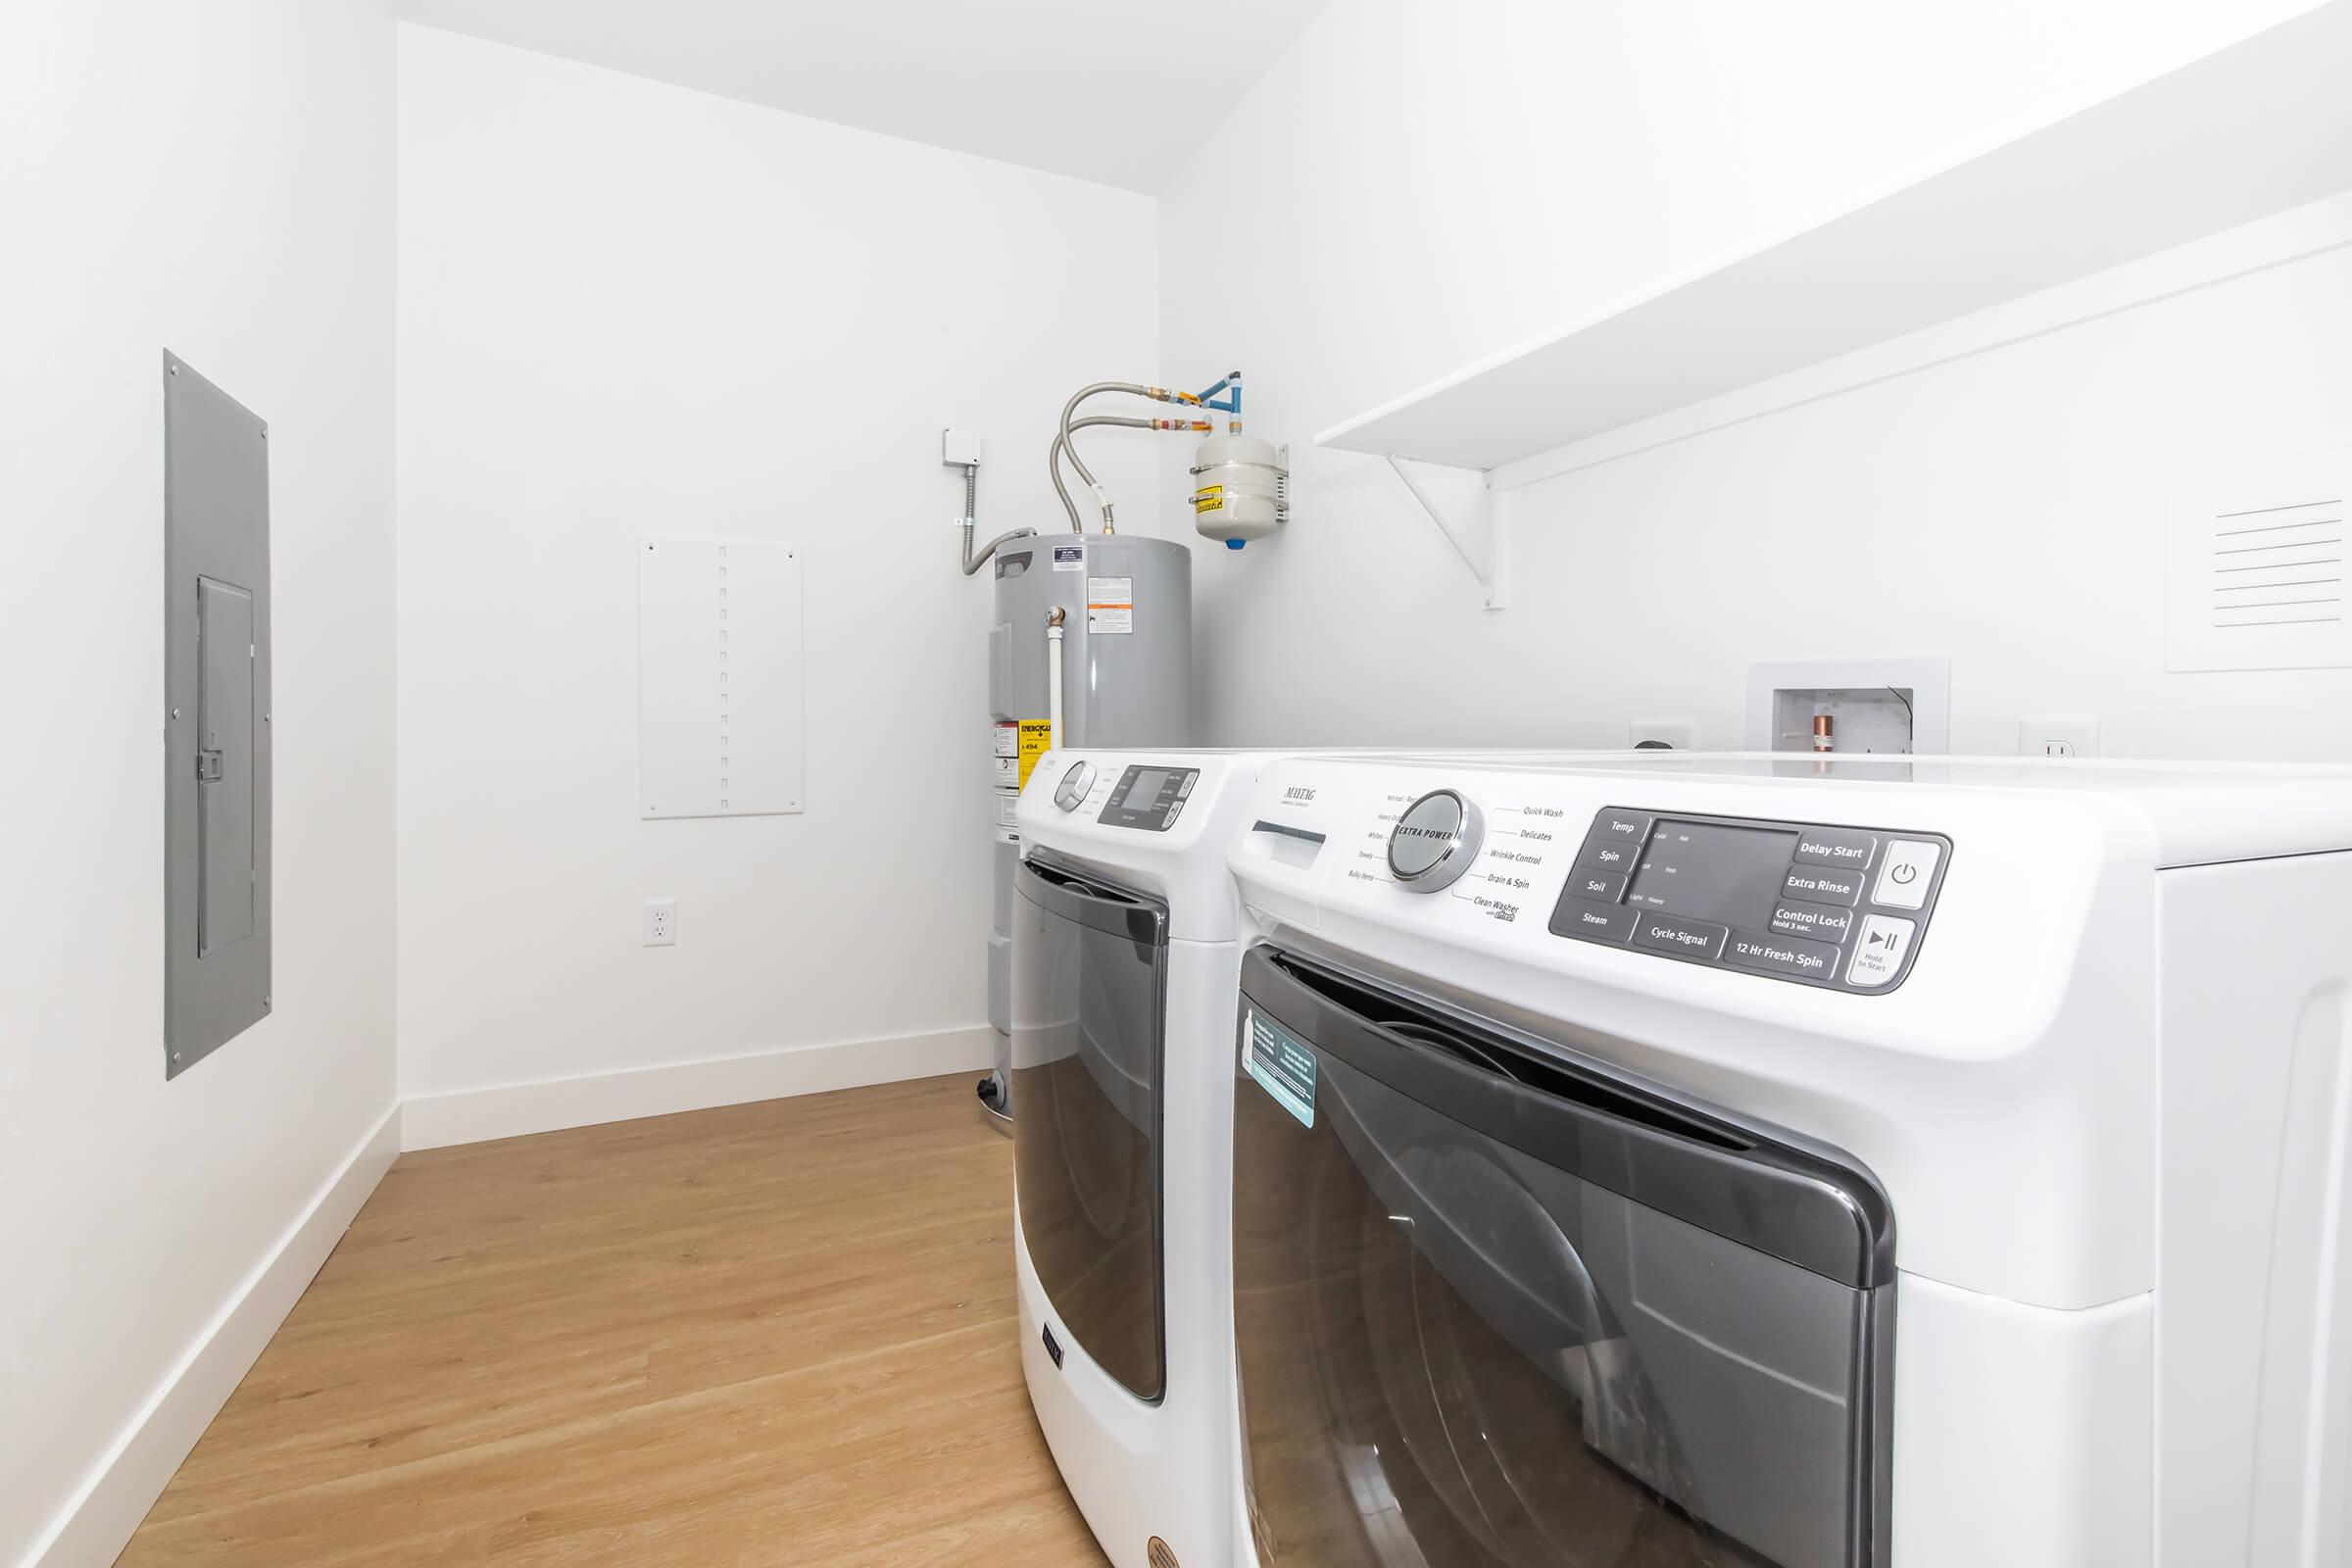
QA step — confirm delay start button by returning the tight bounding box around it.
[1793,828,1877,869]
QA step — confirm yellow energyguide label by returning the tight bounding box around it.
[1017,719,1053,786]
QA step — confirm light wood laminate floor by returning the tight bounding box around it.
[120,1074,1109,1566]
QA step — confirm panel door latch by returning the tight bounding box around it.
[196,749,225,783]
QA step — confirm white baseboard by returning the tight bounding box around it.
[396,1024,999,1152]
[28,1103,402,1568]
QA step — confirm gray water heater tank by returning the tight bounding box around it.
[985,533,1193,1111]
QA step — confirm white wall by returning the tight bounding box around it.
[0,3,398,1562]
[1159,0,2352,760]
[395,25,1160,1122]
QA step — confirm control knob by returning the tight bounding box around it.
[1054,760,1095,811]
[1388,789,1485,893]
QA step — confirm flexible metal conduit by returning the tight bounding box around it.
[957,460,1035,575]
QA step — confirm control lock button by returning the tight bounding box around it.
[1874,839,1942,910]
[1551,902,1638,944]
[1846,914,1918,988]
[1782,864,1866,907]
[1727,929,1842,982]
[1568,867,1627,904]
[1793,828,1877,869]
[1633,914,1729,961]
[1770,901,1854,942]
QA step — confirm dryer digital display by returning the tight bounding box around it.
[1097,764,1200,831]
[1551,807,1951,993]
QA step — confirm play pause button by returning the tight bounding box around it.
[1845,914,1917,988]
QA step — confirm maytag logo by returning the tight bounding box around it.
[1284,786,1316,803]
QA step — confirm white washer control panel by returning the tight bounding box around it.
[1550,806,1952,993]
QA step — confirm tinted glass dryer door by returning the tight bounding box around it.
[1232,946,1894,1568]
[1012,856,1172,1402]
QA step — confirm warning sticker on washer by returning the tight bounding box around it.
[1243,1009,1316,1129]
[1086,576,1133,635]
[1052,543,1085,571]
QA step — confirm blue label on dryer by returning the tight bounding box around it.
[1244,1009,1316,1129]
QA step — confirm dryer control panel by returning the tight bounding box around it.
[1550,807,1951,992]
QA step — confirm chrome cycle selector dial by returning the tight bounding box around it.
[1054,760,1094,810]
[1388,789,1485,893]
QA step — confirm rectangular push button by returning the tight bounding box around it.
[1551,902,1638,943]
[1574,836,1642,876]
[1782,864,1866,906]
[1633,913,1728,961]
[1793,828,1876,869]
[1846,914,1917,988]
[1727,930,1842,981]
[1590,809,1653,846]
[1770,901,1854,942]
[1567,867,1627,904]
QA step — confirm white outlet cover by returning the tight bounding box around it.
[643,898,678,947]
[2018,715,2100,760]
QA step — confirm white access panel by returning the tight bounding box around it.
[638,537,803,818]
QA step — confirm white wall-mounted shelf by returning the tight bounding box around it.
[1318,1,2352,482]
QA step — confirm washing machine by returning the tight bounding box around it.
[1010,748,1286,1568]
[1222,751,2352,1568]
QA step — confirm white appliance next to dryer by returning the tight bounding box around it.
[1223,752,2352,1568]
[1011,749,1279,1568]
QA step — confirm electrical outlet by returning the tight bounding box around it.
[643,898,678,947]
[2019,715,2100,760]
[1630,718,1695,751]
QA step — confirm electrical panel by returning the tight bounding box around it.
[164,353,272,1077]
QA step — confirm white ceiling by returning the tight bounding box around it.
[393,0,1329,192]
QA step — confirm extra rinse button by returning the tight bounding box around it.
[1782,864,1866,907]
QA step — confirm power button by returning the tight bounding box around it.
[1873,839,1942,910]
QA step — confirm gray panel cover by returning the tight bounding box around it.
[165,353,272,1077]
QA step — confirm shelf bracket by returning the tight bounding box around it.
[1386,454,1506,609]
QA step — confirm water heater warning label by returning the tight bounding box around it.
[1087,576,1133,634]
